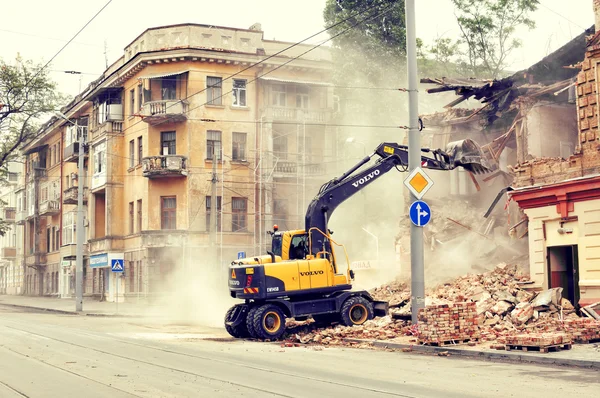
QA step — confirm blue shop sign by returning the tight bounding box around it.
[90,253,109,268]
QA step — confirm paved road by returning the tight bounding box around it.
[0,305,597,398]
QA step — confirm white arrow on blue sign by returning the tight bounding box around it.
[111,259,124,272]
[409,200,431,227]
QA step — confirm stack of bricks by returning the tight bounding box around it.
[417,302,480,345]
[561,318,600,343]
[501,332,571,347]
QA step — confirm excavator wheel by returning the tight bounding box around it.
[252,304,287,340]
[224,305,250,338]
[340,296,374,327]
[245,306,260,339]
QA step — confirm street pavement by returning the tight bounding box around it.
[0,305,598,398]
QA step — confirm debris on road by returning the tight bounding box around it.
[417,302,480,345]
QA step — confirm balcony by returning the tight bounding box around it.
[60,243,89,261]
[39,200,60,216]
[88,236,124,254]
[1,247,16,258]
[265,107,331,123]
[15,210,26,225]
[63,186,88,205]
[141,230,188,248]
[140,100,188,125]
[142,155,188,179]
[90,120,123,142]
[26,252,47,267]
[274,161,325,177]
[64,142,88,163]
[3,207,15,222]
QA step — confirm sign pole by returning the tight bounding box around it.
[405,0,425,324]
[116,273,118,314]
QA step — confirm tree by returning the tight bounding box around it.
[0,56,63,168]
[451,0,540,78]
[0,56,64,235]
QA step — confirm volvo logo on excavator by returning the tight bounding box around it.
[352,170,380,187]
[300,270,325,276]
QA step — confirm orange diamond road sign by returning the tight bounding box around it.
[231,269,236,279]
[403,166,434,200]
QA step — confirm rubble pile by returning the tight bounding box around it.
[561,318,600,343]
[285,316,410,346]
[500,332,571,347]
[417,302,480,344]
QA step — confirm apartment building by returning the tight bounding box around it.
[16,23,334,300]
[0,162,23,295]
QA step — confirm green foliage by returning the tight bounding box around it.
[0,56,64,169]
[451,0,540,78]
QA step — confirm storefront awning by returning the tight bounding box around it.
[258,76,332,87]
[137,70,189,80]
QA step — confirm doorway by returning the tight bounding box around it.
[547,245,580,306]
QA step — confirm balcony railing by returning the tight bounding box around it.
[90,120,123,142]
[63,186,88,205]
[1,247,16,258]
[88,237,124,254]
[16,210,26,225]
[140,100,188,125]
[26,252,47,266]
[274,161,325,177]
[3,207,15,222]
[39,200,60,216]
[265,107,331,123]
[142,155,188,178]
[64,142,88,163]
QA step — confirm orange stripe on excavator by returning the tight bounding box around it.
[243,287,259,294]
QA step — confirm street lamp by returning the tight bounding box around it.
[55,111,85,312]
[362,227,379,266]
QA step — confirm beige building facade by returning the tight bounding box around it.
[15,23,334,300]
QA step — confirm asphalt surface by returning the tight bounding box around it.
[0,305,598,398]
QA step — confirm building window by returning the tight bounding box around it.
[205,196,222,232]
[207,130,222,160]
[232,79,246,107]
[272,84,286,107]
[161,78,177,100]
[130,89,135,116]
[129,140,135,168]
[296,86,309,109]
[138,136,143,165]
[55,228,60,250]
[273,131,288,160]
[232,132,247,161]
[62,211,79,245]
[138,84,143,110]
[129,261,135,293]
[94,142,106,174]
[207,76,222,105]
[232,197,247,232]
[161,131,176,155]
[161,197,176,230]
[137,199,142,232]
[46,227,51,253]
[129,202,134,234]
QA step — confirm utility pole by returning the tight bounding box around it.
[75,119,85,312]
[210,146,218,248]
[405,0,425,324]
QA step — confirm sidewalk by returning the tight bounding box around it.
[0,294,167,317]
[345,337,600,369]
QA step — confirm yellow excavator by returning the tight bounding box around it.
[225,140,490,340]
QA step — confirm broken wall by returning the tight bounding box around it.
[525,102,578,159]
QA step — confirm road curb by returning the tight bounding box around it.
[0,302,143,318]
[344,338,600,369]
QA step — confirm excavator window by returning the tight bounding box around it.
[271,233,283,257]
[289,234,308,260]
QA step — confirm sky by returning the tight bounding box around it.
[1,0,595,97]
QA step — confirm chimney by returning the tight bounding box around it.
[595,0,600,32]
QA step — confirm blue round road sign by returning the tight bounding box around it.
[409,200,431,227]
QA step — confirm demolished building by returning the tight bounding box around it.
[419,7,600,307]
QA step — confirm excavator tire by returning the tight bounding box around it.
[224,305,250,338]
[252,304,286,340]
[246,306,260,338]
[340,296,374,327]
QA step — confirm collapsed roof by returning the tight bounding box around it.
[421,25,595,126]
